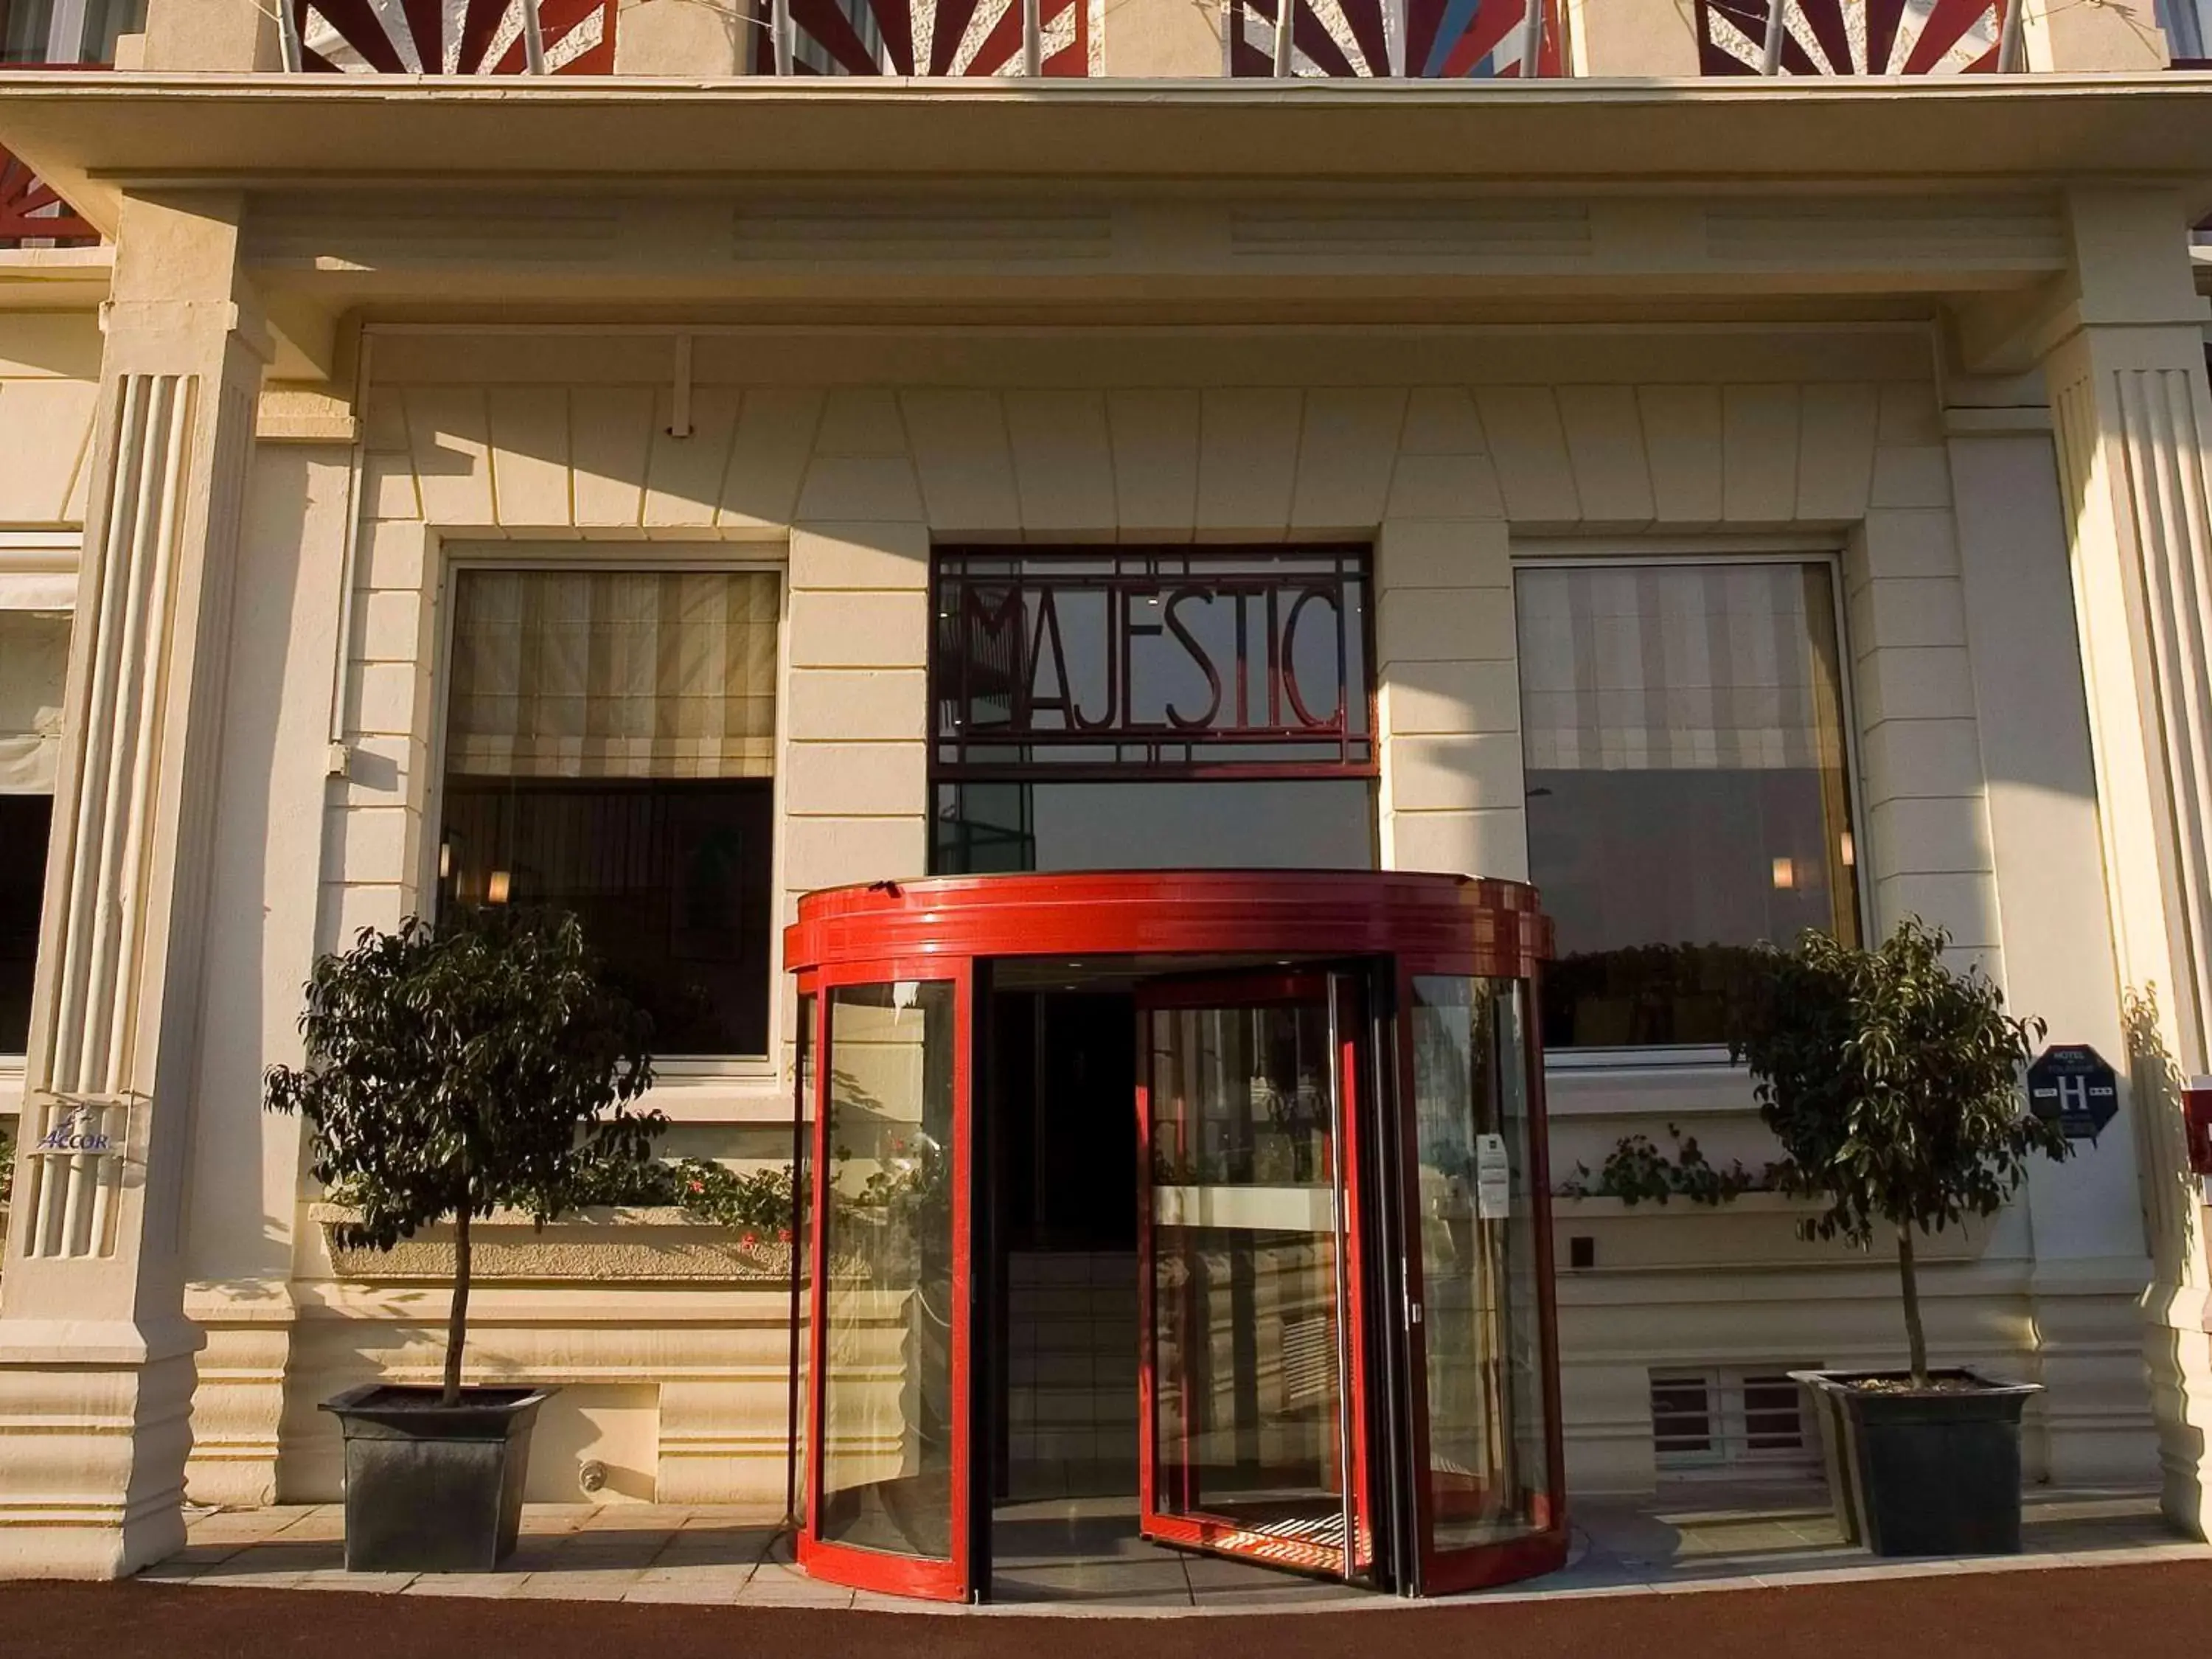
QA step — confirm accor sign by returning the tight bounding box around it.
[35,1109,114,1155]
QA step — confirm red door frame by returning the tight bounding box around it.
[784,871,1564,1603]
[795,954,975,1603]
[1133,970,1373,1579]
[1389,956,1570,1595]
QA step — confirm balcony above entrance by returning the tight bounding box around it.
[0,0,2188,250]
[10,72,2212,243]
[240,0,2159,81]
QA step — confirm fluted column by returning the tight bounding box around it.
[0,192,264,1578]
[2041,185,2212,1536]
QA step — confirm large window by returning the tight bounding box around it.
[0,609,69,1054]
[930,548,1377,874]
[1515,560,1861,1051]
[1,0,143,63]
[437,567,780,1057]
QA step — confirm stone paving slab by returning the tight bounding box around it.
[150,1484,2211,1615]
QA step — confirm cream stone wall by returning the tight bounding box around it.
[147,320,2156,1510]
[0,192,266,1577]
[1950,415,2157,1485]
[1,16,2202,1576]
[615,0,751,76]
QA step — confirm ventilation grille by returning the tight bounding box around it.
[1651,1368,1815,1472]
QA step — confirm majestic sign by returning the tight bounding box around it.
[2028,1045,2119,1142]
[932,548,1375,782]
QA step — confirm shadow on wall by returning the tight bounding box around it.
[195,447,319,1273]
[2124,983,2210,1538]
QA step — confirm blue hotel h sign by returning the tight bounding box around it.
[2028,1046,2120,1143]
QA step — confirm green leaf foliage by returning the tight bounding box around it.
[1557,1123,1781,1206]
[1733,917,2067,1247]
[264,906,662,1254]
[1731,916,2069,1382]
[576,1155,796,1238]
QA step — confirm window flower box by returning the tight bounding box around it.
[310,1201,793,1284]
[1549,1193,1991,1272]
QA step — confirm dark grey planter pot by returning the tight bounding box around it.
[1791,1369,2040,1557]
[323,1383,556,1572]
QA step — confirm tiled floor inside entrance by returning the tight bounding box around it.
[990,1494,1366,1607]
[141,1484,2209,1611]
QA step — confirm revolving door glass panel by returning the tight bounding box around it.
[1138,975,1367,1578]
[785,870,1565,1604]
[1405,975,1558,1585]
[814,979,965,1593]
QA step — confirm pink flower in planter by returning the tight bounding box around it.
[687,1180,705,1194]
[741,1231,759,1248]
[777,1228,793,1242]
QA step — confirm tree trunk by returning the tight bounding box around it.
[443,1205,471,1408]
[1897,1223,1930,1388]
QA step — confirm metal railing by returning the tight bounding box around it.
[0,1,133,245]
[1694,0,2023,74]
[265,0,2069,78]
[0,64,105,248]
[1,144,98,244]
[279,0,615,74]
[1227,0,1563,77]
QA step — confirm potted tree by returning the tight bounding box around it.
[1733,916,2071,1557]
[265,905,658,1572]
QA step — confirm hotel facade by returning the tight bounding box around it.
[4,0,2212,1600]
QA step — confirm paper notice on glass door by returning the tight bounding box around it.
[1476,1133,1511,1221]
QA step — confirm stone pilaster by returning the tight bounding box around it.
[0,192,265,1578]
[2039,186,2212,1534]
[138,0,284,70]
[1945,403,2160,1484]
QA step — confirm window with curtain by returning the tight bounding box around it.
[0,0,144,63]
[0,609,69,1054]
[437,567,781,1057]
[1514,560,1861,1051]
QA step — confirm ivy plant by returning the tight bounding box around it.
[1557,1124,1778,1206]
[571,1156,796,1240]
[1731,916,2068,1386]
[265,907,660,1405]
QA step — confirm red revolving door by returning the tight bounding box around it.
[783,871,1564,1604]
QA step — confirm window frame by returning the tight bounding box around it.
[0,529,79,1105]
[1649,1366,1822,1478]
[428,547,790,1077]
[2,0,139,64]
[1509,543,1873,1071]
[2168,0,2209,62]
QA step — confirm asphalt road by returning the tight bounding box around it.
[5,1560,2208,1659]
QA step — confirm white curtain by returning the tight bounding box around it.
[1515,563,1846,775]
[445,569,780,780]
[0,611,70,796]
